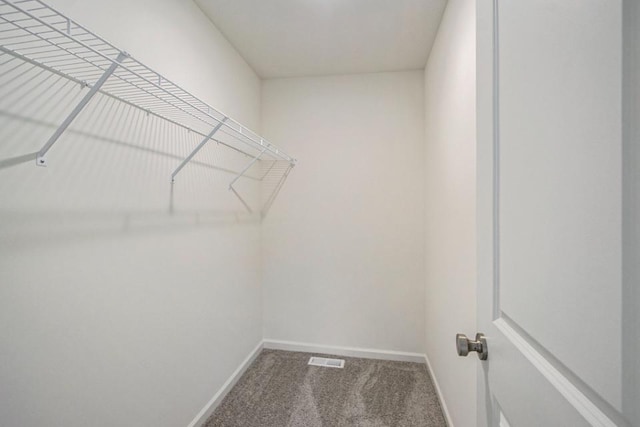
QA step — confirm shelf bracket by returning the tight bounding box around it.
[261,163,294,218]
[228,147,268,212]
[170,117,228,182]
[36,51,128,167]
[229,147,267,190]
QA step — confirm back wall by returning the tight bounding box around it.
[261,71,426,353]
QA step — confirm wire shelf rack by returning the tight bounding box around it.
[0,0,296,175]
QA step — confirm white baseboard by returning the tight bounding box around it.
[262,339,426,364]
[424,353,454,427]
[186,341,264,427]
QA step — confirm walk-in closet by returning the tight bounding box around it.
[1,1,638,426]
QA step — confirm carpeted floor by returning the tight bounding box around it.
[203,349,447,427]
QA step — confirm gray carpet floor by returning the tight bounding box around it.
[203,349,447,427]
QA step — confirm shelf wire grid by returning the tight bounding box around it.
[0,0,295,164]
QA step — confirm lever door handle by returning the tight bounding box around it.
[456,333,488,360]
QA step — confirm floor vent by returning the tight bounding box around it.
[308,356,345,368]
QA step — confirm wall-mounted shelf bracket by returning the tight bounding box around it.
[229,147,267,191]
[170,117,228,182]
[36,51,128,166]
[261,163,294,218]
[228,147,268,212]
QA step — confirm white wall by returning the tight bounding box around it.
[261,71,426,354]
[423,0,477,426]
[0,1,263,426]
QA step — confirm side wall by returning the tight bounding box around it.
[261,71,426,354]
[0,1,263,426]
[423,0,477,426]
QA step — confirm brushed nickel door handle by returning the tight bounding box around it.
[456,333,488,360]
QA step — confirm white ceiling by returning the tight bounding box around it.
[194,0,448,79]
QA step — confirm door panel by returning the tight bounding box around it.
[477,1,636,426]
[622,1,640,424]
[499,0,622,408]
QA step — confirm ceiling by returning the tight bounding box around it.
[194,0,448,79]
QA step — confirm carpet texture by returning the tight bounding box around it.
[203,349,447,427]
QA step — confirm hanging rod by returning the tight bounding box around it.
[0,0,296,168]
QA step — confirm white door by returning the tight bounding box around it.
[475,1,638,426]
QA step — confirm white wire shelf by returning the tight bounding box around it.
[0,0,296,175]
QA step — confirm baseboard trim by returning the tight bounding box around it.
[262,339,426,364]
[186,341,264,427]
[424,353,454,427]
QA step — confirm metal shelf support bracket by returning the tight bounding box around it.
[170,117,228,182]
[36,51,129,167]
[228,147,268,213]
[229,147,267,191]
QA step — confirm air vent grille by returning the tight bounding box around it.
[308,357,345,368]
